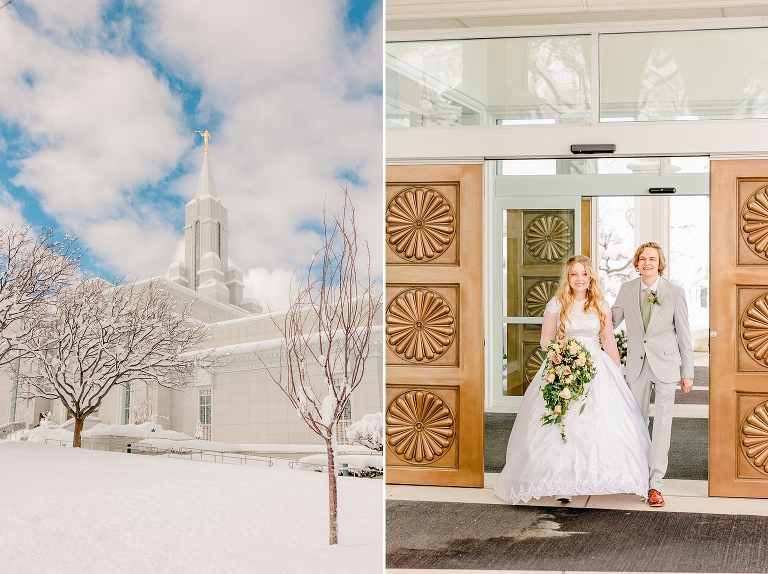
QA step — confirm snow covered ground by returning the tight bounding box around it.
[0,441,383,574]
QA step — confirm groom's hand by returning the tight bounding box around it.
[680,378,693,394]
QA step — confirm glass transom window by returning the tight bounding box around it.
[387,35,591,127]
[601,28,768,122]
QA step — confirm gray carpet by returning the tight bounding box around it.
[485,366,709,478]
[386,501,768,572]
[653,365,709,404]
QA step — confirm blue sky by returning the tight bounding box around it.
[0,0,382,310]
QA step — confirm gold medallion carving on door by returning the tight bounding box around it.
[385,164,483,487]
[505,209,574,397]
[710,160,768,497]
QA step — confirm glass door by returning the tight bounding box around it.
[492,197,583,409]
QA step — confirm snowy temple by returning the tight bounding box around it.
[0,144,383,445]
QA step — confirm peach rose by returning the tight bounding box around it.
[562,366,572,375]
[576,358,586,367]
[546,373,556,383]
[554,404,562,415]
[558,387,571,400]
[552,355,562,365]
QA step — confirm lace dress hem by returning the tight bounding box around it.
[494,478,648,504]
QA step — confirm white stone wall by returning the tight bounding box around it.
[0,284,383,447]
[158,351,382,445]
[0,369,10,425]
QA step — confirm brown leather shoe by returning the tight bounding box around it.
[648,489,665,507]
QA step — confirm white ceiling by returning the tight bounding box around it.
[387,0,768,31]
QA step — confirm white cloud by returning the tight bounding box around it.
[83,218,180,279]
[0,186,26,228]
[0,9,189,276]
[242,267,296,313]
[0,1,382,289]
[173,238,185,264]
[23,0,104,34]
[139,0,383,280]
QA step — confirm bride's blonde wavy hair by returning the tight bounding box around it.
[554,255,606,340]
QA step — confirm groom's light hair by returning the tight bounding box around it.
[633,242,666,276]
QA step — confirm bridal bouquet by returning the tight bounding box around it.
[615,329,628,366]
[540,338,597,443]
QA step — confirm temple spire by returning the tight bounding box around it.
[195,151,218,198]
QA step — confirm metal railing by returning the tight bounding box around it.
[44,439,72,447]
[288,459,382,477]
[130,444,275,466]
[43,437,275,466]
[40,437,381,477]
[0,421,27,440]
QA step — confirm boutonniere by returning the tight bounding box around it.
[646,291,661,306]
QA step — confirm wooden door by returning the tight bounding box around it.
[710,159,768,497]
[385,164,484,487]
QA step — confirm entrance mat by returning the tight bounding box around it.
[485,416,708,479]
[669,388,708,404]
[386,500,768,572]
[693,366,709,388]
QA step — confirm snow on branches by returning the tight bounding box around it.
[346,413,382,451]
[16,278,215,447]
[0,225,81,366]
[132,396,168,425]
[259,189,382,545]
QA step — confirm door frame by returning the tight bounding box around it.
[485,160,710,410]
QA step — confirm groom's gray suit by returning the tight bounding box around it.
[611,276,694,491]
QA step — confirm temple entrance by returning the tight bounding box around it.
[487,158,710,486]
[386,156,721,489]
[387,156,768,498]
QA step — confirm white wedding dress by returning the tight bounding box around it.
[495,298,651,504]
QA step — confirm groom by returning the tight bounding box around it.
[611,242,694,508]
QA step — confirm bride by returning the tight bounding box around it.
[495,255,651,504]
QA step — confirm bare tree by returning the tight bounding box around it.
[16,278,214,447]
[597,198,635,299]
[132,395,168,425]
[598,227,634,275]
[260,190,382,545]
[0,225,81,366]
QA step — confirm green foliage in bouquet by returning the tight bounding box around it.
[540,338,597,443]
[615,329,628,366]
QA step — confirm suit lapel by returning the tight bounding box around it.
[645,277,666,333]
[628,277,643,329]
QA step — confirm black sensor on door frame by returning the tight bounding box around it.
[570,144,616,154]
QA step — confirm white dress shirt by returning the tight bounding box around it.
[639,275,661,310]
